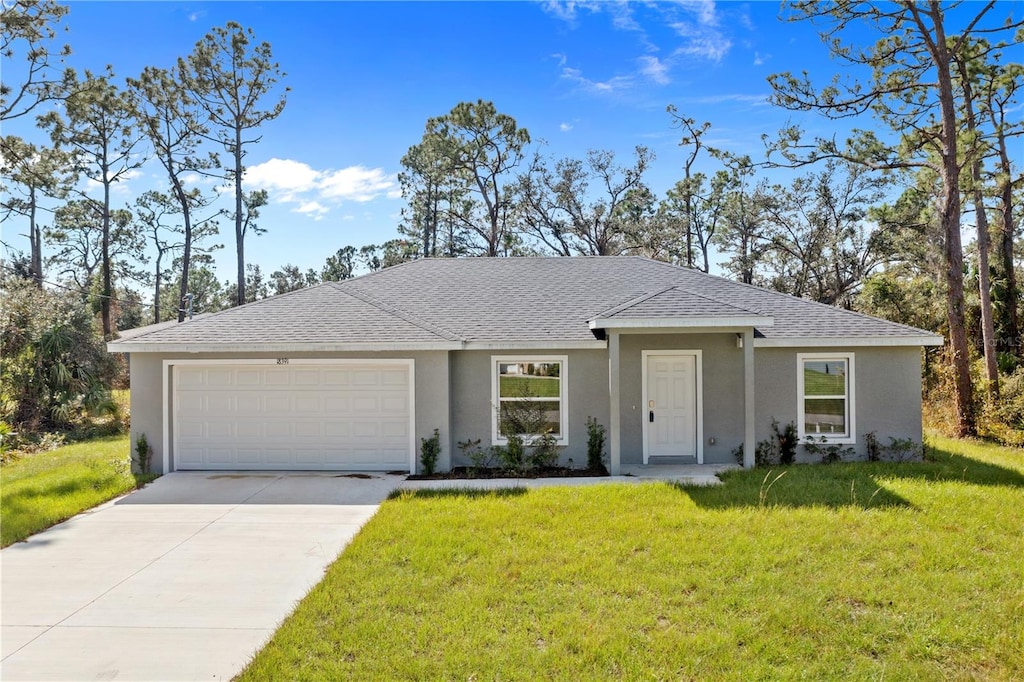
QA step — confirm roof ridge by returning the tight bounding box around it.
[335,283,466,342]
[591,284,764,321]
[633,256,940,337]
[591,285,677,320]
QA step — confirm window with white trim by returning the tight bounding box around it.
[491,356,567,445]
[797,353,855,444]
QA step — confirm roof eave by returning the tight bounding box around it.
[107,341,465,354]
[589,316,774,330]
[462,339,608,350]
[754,335,944,348]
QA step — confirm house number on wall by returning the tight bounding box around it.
[276,358,289,365]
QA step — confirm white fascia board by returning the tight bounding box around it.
[108,341,464,353]
[754,335,944,348]
[589,316,774,330]
[463,339,607,350]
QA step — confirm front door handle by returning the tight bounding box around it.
[649,410,654,423]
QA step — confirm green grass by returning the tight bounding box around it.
[240,435,1023,680]
[0,434,157,547]
[499,375,561,398]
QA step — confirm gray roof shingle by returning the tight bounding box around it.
[110,257,941,349]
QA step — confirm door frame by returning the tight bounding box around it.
[163,358,416,473]
[641,350,703,464]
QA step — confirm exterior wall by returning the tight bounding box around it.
[128,350,450,474]
[618,333,745,465]
[448,349,610,468]
[755,346,923,462]
[128,342,924,474]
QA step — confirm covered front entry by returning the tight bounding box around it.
[171,360,414,471]
[642,350,702,463]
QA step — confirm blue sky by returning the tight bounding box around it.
[4,1,1017,286]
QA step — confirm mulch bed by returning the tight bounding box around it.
[407,465,609,481]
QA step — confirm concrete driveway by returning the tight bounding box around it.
[1,472,403,681]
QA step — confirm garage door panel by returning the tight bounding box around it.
[293,370,320,385]
[174,363,412,471]
[381,396,408,413]
[264,394,291,413]
[236,370,261,385]
[381,421,409,438]
[322,370,350,386]
[381,369,408,386]
[235,448,263,465]
[352,370,379,386]
[207,422,234,438]
[294,396,320,412]
[207,369,234,387]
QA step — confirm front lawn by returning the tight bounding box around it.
[0,434,156,547]
[241,436,1024,680]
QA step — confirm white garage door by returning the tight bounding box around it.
[173,362,413,471]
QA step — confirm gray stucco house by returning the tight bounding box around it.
[109,257,943,475]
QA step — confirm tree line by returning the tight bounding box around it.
[1,0,1022,441]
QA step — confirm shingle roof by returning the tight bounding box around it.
[594,286,766,320]
[110,257,942,350]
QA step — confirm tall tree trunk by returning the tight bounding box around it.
[958,56,1000,399]
[172,176,193,324]
[28,185,42,289]
[234,127,245,306]
[153,248,162,325]
[932,4,975,436]
[995,130,1020,358]
[101,170,113,339]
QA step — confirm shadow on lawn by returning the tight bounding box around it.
[388,487,528,501]
[676,471,916,510]
[677,444,1024,510]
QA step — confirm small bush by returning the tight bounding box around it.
[497,434,526,472]
[133,433,152,474]
[775,419,798,465]
[420,428,441,475]
[752,418,798,466]
[528,431,561,470]
[804,436,855,464]
[586,417,607,473]
[864,431,882,462]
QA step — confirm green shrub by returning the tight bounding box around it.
[497,434,525,472]
[803,436,855,464]
[1,274,118,434]
[775,419,798,465]
[528,431,561,470]
[586,417,607,472]
[420,429,441,475]
[134,433,152,474]
[752,419,798,466]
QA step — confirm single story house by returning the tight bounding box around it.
[108,257,943,474]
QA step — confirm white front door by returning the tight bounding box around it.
[643,351,701,462]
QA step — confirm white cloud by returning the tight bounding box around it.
[318,166,394,202]
[296,201,329,220]
[638,55,670,85]
[668,1,732,63]
[559,122,574,132]
[188,11,206,22]
[561,66,633,94]
[753,51,769,66]
[244,158,321,201]
[243,158,398,218]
